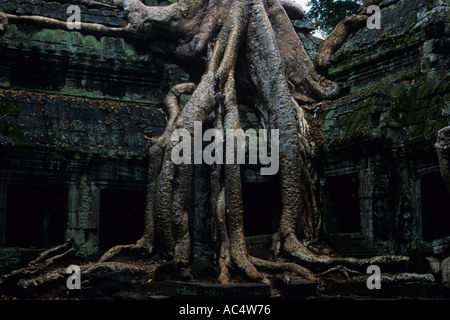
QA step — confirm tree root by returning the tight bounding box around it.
[249,256,316,281]
[3,13,126,37]
[282,233,413,272]
[317,265,362,280]
[0,12,7,36]
[152,82,197,147]
[1,239,76,292]
[215,188,232,284]
[100,82,196,263]
[352,272,436,284]
[6,261,152,294]
[99,243,147,263]
[314,0,383,70]
[28,238,75,267]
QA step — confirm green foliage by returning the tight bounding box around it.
[306,0,361,37]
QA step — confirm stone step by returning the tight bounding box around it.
[322,280,441,298]
[160,280,271,299]
[148,295,172,300]
[274,278,318,299]
[323,239,380,258]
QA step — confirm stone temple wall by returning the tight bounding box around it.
[0,0,189,268]
[318,0,450,257]
[0,0,449,269]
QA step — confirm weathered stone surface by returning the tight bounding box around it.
[1,0,124,28]
[320,79,450,151]
[90,267,132,286]
[0,88,166,150]
[190,259,217,281]
[161,280,271,299]
[245,235,273,259]
[329,0,449,91]
[322,276,440,298]
[442,256,450,289]
[317,0,450,258]
[274,277,317,298]
[0,0,177,258]
[83,268,135,298]
[436,126,450,193]
[153,261,182,282]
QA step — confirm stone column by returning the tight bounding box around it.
[359,162,375,242]
[65,175,100,257]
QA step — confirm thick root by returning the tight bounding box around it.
[315,0,383,70]
[98,243,149,262]
[249,256,316,281]
[216,188,232,284]
[28,238,75,267]
[223,71,269,284]
[6,261,152,294]
[4,13,126,37]
[266,0,339,102]
[151,82,196,147]
[283,233,411,272]
[0,12,8,35]
[1,239,76,292]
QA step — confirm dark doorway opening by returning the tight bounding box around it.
[5,184,67,248]
[421,172,450,241]
[323,173,361,233]
[99,189,145,250]
[242,175,281,237]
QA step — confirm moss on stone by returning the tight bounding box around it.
[0,101,20,117]
[4,25,142,59]
[355,95,375,111]
[319,76,449,147]
[431,79,450,96]
[433,117,450,132]
[389,109,402,124]
[0,121,25,141]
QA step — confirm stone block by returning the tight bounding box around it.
[442,256,450,289]
[161,281,271,299]
[90,268,132,286]
[275,277,317,299]
[153,260,182,282]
